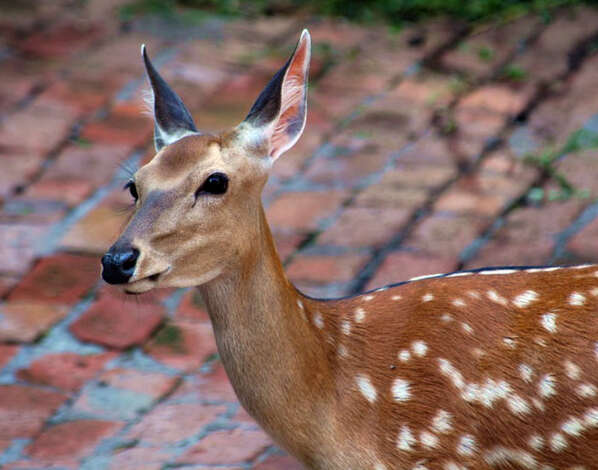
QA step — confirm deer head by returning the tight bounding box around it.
[101,30,311,294]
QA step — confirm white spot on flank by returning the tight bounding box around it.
[513,290,539,308]
[313,312,324,329]
[354,307,365,323]
[577,383,597,398]
[479,269,518,275]
[584,408,598,427]
[538,374,557,398]
[550,433,567,452]
[374,464,386,470]
[528,434,544,450]
[397,425,416,451]
[338,344,348,357]
[457,435,477,456]
[467,290,481,299]
[398,350,411,362]
[363,294,374,302]
[422,293,434,302]
[564,360,581,380]
[562,416,585,436]
[568,292,586,306]
[503,337,517,348]
[438,359,464,389]
[487,290,507,306]
[441,313,453,323]
[591,287,598,297]
[341,320,351,336]
[432,409,453,434]
[532,398,544,411]
[452,298,466,307]
[461,322,474,334]
[443,462,466,470]
[507,394,530,415]
[392,378,411,402]
[519,364,533,383]
[356,374,377,403]
[420,431,439,448]
[483,447,537,469]
[392,295,402,301]
[541,312,557,333]
[411,340,428,357]
[297,299,304,310]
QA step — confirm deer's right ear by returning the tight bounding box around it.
[238,29,311,162]
[141,45,198,151]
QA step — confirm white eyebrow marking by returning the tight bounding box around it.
[356,374,377,403]
[541,312,557,333]
[354,307,365,323]
[479,269,518,275]
[392,378,411,402]
[513,290,539,308]
[568,292,586,306]
[422,293,434,302]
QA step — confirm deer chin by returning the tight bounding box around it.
[124,268,170,294]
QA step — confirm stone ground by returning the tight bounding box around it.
[2,1,598,468]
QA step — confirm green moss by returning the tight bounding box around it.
[153,323,185,352]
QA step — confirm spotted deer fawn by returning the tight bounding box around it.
[100,30,598,469]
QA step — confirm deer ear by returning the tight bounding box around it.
[241,29,311,161]
[141,45,198,151]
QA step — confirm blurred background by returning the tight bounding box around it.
[2,0,598,468]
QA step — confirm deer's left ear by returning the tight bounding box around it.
[241,29,311,161]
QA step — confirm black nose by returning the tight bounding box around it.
[101,247,139,284]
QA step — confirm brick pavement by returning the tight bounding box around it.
[2,1,598,468]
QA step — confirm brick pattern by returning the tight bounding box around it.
[2,3,598,468]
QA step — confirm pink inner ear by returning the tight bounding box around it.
[270,35,310,160]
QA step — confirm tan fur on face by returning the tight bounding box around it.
[121,134,268,293]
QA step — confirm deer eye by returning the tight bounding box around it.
[124,180,138,200]
[196,172,229,197]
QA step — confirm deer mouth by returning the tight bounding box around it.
[124,268,170,294]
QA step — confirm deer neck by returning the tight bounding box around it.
[197,207,335,459]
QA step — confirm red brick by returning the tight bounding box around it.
[253,454,304,470]
[109,447,173,470]
[354,183,429,210]
[144,321,217,372]
[25,178,94,208]
[0,302,69,342]
[81,108,152,150]
[18,23,103,58]
[70,296,164,349]
[0,385,67,439]
[26,420,123,466]
[0,151,43,198]
[9,253,100,305]
[0,223,49,275]
[406,213,488,258]
[567,217,598,261]
[0,344,18,369]
[266,191,348,232]
[195,362,238,402]
[175,289,210,323]
[286,253,369,284]
[434,187,505,217]
[179,428,272,465]
[380,164,457,189]
[465,240,554,270]
[460,85,529,117]
[366,251,457,290]
[97,368,179,401]
[40,78,113,115]
[0,98,77,156]
[127,402,227,445]
[17,352,115,391]
[272,231,305,261]
[318,207,410,248]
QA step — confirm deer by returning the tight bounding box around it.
[100,30,598,469]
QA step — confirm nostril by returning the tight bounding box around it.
[121,249,139,273]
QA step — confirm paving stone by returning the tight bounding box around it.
[144,321,217,372]
[380,163,457,190]
[18,22,104,59]
[0,385,67,440]
[194,362,239,403]
[127,402,227,446]
[70,295,164,349]
[271,231,306,262]
[25,419,123,467]
[266,190,348,232]
[366,251,457,290]
[175,289,210,323]
[178,428,273,465]
[567,216,598,260]
[9,253,100,305]
[108,446,174,470]
[0,97,77,156]
[253,454,304,470]
[287,252,370,284]
[0,301,69,342]
[317,207,410,248]
[0,344,19,369]
[96,368,179,401]
[0,223,50,276]
[354,183,429,210]
[0,151,44,198]
[17,352,116,391]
